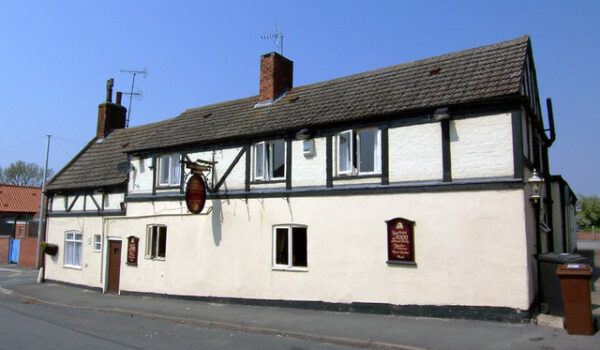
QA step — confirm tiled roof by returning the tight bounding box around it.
[47,35,530,192]
[0,184,41,213]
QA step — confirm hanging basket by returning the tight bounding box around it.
[41,242,59,256]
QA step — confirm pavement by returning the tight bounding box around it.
[0,265,599,349]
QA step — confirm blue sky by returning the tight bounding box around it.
[0,1,598,195]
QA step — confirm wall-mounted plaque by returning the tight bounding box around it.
[127,236,139,265]
[186,174,206,214]
[386,218,415,265]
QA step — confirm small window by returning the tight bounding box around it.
[93,234,102,252]
[146,225,167,260]
[273,225,307,270]
[64,231,83,268]
[18,226,24,238]
[336,128,380,176]
[337,130,353,175]
[254,140,286,181]
[158,154,180,186]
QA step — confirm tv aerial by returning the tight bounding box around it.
[120,69,147,128]
[261,25,284,55]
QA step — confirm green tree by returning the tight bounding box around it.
[0,161,53,187]
[576,194,600,229]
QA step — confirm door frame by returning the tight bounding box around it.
[102,237,122,294]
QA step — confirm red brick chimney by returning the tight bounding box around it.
[259,52,293,103]
[97,78,127,139]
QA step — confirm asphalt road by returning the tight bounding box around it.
[0,266,38,286]
[0,267,358,350]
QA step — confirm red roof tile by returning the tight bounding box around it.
[0,184,41,214]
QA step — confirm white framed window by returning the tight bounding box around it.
[146,225,167,260]
[93,234,102,252]
[273,225,307,270]
[158,154,180,186]
[337,130,353,175]
[254,140,286,181]
[64,231,83,268]
[336,128,380,176]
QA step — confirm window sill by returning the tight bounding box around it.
[333,174,381,180]
[155,185,181,190]
[145,256,166,261]
[272,266,308,272]
[251,180,286,184]
[386,261,417,267]
[63,265,82,270]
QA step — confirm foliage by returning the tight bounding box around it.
[0,161,53,187]
[576,194,600,229]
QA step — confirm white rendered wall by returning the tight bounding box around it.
[45,216,105,288]
[89,194,103,211]
[292,138,326,187]
[45,189,532,310]
[389,123,442,182]
[129,157,153,194]
[190,147,245,191]
[450,113,514,179]
[104,193,124,211]
[52,195,66,211]
[70,195,84,211]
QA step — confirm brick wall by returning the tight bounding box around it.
[259,52,293,102]
[577,231,600,241]
[19,236,39,267]
[0,236,9,264]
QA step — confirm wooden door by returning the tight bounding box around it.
[107,241,122,293]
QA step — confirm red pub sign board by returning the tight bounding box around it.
[386,218,415,264]
[186,174,207,214]
[127,236,139,265]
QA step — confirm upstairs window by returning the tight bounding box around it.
[158,154,180,186]
[146,225,167,260]
[336,128,380,176]
[273,225,307,270]
[254,140,286,181]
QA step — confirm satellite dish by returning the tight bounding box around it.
[117,161,135,174]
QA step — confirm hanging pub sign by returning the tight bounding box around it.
[127,236,139,265]
[386,217,415,265]
[186,174,207,214]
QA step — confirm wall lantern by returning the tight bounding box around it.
[433,107,451,121]
[527,169,544,203]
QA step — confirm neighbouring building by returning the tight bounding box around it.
[43,35,576,322]
[0,184,42,266]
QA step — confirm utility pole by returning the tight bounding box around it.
[35,135,51,271]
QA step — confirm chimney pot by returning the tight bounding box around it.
[106,78,114,102]
[97,79,126,139]
[259,52,293,103]
[116,91,122,105]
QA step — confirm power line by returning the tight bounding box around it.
[0,135,46,152]
[52,135,88,145]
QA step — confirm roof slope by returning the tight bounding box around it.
[47,35,530,192]
[0,184,41,214]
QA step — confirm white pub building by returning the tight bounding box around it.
[43,36,576,322]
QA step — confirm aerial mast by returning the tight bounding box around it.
[261,25,284,55]
[120,69,147,127]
